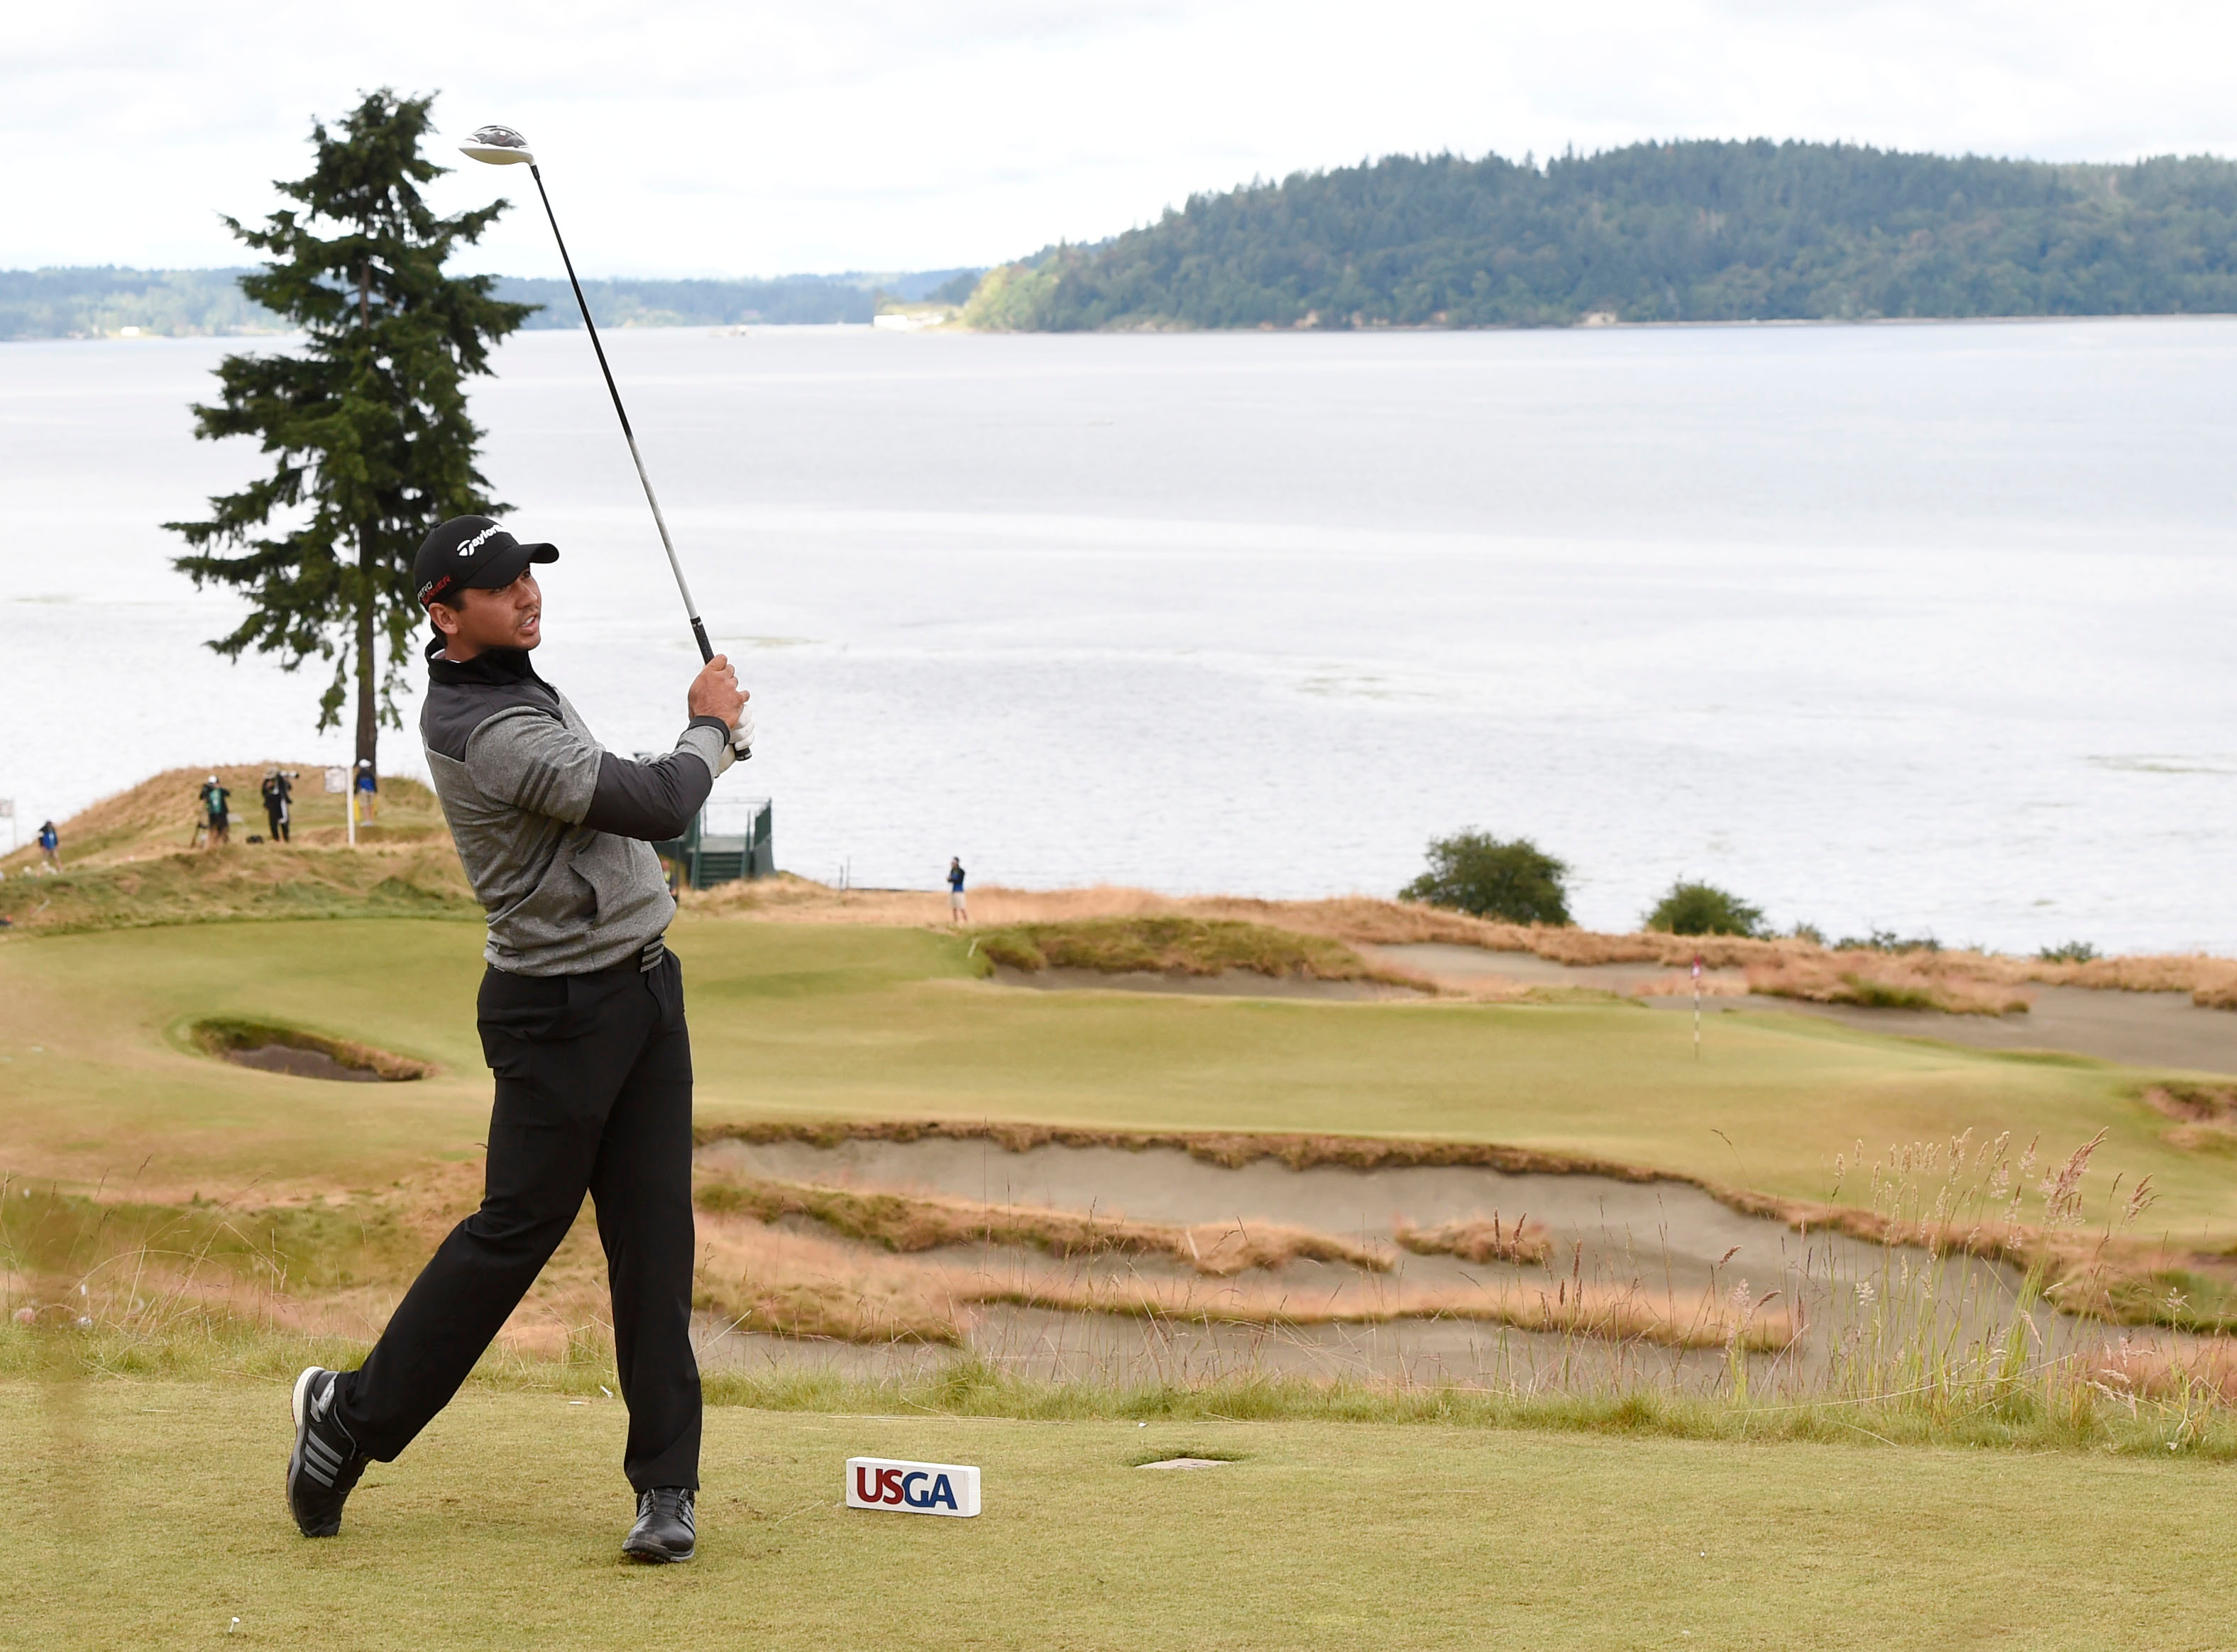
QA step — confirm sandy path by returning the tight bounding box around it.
[1370,942,2237,1072]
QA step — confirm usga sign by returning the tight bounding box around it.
[845,1457,982,1518]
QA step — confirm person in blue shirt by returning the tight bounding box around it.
[353,759,379,822]
[947,857,968,923]
[37,820,60,873]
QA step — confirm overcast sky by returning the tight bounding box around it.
[8,1,2236,279]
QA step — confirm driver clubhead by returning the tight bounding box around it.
[461,125,536,166]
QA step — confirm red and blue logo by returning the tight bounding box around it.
[844,1456,982,1519]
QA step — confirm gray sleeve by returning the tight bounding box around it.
[581,720,730,840]
[461,705,603,824]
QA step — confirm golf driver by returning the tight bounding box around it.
[460,123,749,759]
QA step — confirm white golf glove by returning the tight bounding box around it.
[730,701,754,763]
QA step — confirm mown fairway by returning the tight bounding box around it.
[0,915,2220,1230]
[6,1377,2232,1651]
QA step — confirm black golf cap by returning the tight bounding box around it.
[414,516,558,610]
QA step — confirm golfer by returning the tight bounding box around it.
[286,515,751,1564]
[948,857,968,923]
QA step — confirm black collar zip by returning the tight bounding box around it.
[424,637,548,690]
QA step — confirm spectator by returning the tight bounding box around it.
[947,856,969,924]
[261,769,295,843]
[37,820,60,873]
[198,775,231,847]
[354,759,379,822]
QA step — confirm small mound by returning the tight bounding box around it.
[2141,1083,2237,1152]
[1,762,445,876]
[972,915,1418,986]
[189,1018,432,1083]
[1394,1213,1552,1265]
[1136,1458,1232,1471]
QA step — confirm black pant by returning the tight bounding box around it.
[264,808,289,842]
[336,950,702,1491]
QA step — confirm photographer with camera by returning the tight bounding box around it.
[197,775,231,848]
[262,769,297,844]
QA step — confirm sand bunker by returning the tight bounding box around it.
[689,1132,2096,1387]
[1368,944,2237,1072]
[188,1018,431,1083]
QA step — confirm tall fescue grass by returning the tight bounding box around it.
[696,1172,1394,1276]
[686,876,2237,1011]
[11,1130,2237,1455]
[969,915,1423,986]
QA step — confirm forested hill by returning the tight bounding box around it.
[962,141,2237,330]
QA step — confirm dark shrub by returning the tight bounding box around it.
[1644,880,1765,937]
[1400,832,1571,925]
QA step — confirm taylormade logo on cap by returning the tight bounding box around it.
[414,515,559,613]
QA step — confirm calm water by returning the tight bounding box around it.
[4,320,2235,950]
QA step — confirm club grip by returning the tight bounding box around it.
[690,617,715,663]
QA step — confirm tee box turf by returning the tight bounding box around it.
[846,1457,982,1517]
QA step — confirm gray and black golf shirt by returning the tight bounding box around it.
[419,638,732,976]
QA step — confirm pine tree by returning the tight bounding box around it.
[167,90,533,772]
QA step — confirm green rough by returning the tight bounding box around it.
[5,1380,2236,1648]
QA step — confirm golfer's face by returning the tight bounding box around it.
[491,571,542,648]
[444,570,543,652]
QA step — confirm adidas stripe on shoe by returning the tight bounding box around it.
[287,1366,370,1538]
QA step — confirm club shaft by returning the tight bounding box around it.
[529,165,713,664]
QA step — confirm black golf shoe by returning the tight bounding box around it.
[287,1366,370,1537]
[622,1487,696,1563]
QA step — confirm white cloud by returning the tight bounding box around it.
[4,0,2235,277]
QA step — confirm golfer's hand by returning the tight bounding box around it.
[688,655,749,727]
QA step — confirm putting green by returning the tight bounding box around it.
[5,1378,2232,1649]
[0,917,2217,1232]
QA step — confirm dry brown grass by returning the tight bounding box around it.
[2135,1084,2237,1154]
[0,1160,620,1362]
[686,879,1528,948]
[697,1117,1675,1184]
[691,1215,967,1344]
[1394,1214,1554,1266]
[695,1173,1393,1277]
[2008,952,2237,1004]
[961,1273,1793,1351]
[700,1118,2237,1336]
[0,763,448,876]
[685,876,2237,1012]
[0,764,471,935]
[2087,1334,2237,1407]
[971,915,1421,985]
[1629,971,1750,999]
[0,840,476,935]
[1743,953,2033,1016]
[680,1205,1795,1351]
[680,1162,1789,1351]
